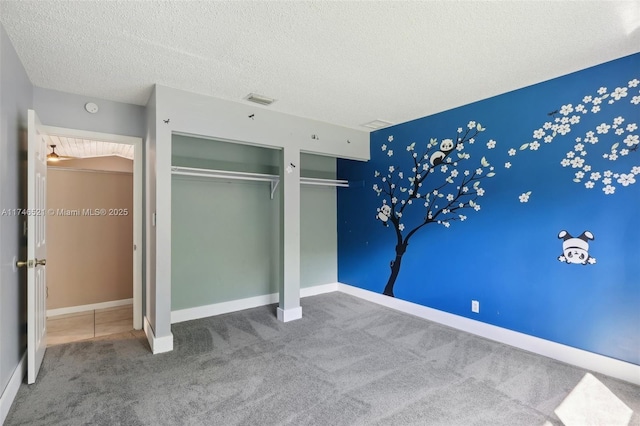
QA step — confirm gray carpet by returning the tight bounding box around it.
[5,292,640,425]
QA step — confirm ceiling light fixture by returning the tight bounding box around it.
[47,145,60,162]
[362,119,393,130]
[244,93,276,106]
[47,144,74,162]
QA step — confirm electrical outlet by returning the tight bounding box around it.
[471,300,480,313]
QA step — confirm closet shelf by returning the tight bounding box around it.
[171,166,349,199]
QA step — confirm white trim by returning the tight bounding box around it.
[132,136,143,330]
[337,283,640,386]
[40,125,143,331]
[300,282,339,297]
[0,353,26,425]
[172,293,279,324]
[46,298,133,318]
[277,306,302,322]
[170,283,339,324]
[143,316,173,354]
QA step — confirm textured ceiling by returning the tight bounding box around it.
[1,1,639,131]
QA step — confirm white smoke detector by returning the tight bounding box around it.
[85,102,99,114]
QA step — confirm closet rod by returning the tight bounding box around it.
[300,177,349,187]
[171,166,349,188]
[171,166,278,183]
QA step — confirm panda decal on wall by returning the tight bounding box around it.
[557,230,596,265]
[376,204,391,226]
[429,139,456,167]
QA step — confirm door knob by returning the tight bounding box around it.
[16,260,31,268]
[15,259,46,268]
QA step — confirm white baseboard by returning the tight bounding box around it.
[143,316,173,354]
[171,283,338,324]
[338,283,640,386]
[0,352,26,425]
[300,282,339,297]
[47,298,133,318]
[277,306,302,322]
[171,293,279,324]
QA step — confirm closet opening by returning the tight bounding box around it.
[170,134,345,322]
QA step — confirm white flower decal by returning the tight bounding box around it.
[560,104,574,115]
[623,134,638,147]
[611,87,627,101]
[617,173,636,186]
[519,191,531,203]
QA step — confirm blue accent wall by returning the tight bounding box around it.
[338,53,640,365]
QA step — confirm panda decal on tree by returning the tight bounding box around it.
[429,138,456,166]
[558,230,596,265]
[376,203,391,226]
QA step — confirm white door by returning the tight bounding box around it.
[26,109,48,384]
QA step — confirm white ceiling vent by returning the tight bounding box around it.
[361,119,393,130]
[244,93,276,106]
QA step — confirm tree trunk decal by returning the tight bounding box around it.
[383,243,407,297]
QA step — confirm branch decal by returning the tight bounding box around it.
[373,121,496,297]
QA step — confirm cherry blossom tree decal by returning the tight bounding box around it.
[373,122,496,297]
[505,78,640,200]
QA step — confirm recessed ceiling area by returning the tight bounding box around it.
[1,1,639,130]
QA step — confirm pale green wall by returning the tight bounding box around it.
[171,136,337,310]
[300,152,338,288]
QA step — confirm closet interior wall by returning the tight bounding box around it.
[171,135,338,312]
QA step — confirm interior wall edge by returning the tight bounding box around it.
[144,315,173,354]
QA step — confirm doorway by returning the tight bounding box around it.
[40,126,143,345]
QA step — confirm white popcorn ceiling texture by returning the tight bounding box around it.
[1,1,639,130]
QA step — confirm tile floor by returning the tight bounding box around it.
[47,304,133,347]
